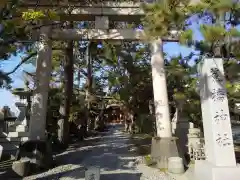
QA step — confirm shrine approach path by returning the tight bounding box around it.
[24,124,168,180]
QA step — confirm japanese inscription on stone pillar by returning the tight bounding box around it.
[209,66,232,147]
[199,58,236,166]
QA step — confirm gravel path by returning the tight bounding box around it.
[23,124,169,180]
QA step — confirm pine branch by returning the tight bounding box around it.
[5,51,37,75]
[4,46,66,76]
[80,69,87,77]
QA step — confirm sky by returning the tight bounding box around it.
[2,42,198,88]
[3,24,202,88]
[0,20,203,107]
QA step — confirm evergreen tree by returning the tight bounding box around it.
[142,0,240,128]
[184,0,240,111]
[181,0,240,59]
[141,0,192,136]
[0,0,32,87]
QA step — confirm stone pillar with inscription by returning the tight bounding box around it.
[195,58,240,180]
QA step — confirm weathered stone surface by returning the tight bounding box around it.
[29,25,52,140]
[172,110,192,164]
[150,39,172,138]
[12,159,30,177]
[85,166,100,180]
[195,160,240,180]
[167,157,184,174]
[151,137,179,169]
[194,58,240,180]
[15,140,53,171]
[0,145,2,160]
[198,58,235,166]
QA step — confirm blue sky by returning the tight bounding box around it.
[2,42,197,88]
[3,28,202,88]
[0,21,203,107]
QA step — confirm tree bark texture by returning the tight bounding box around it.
[59,21,74,146]
[86,43,94,131]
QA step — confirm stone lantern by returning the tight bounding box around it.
[12,88,33,128]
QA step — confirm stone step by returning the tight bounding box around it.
[8,121,22,126]
[0,132,29,138]
[0,137,28,143]
[0,142,19,160]
[1,149,18,161]
[7,125,28,132]
[0,134,28,160]
[1,142,19,150]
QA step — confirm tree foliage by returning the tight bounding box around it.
[0,0,239,137]
[142,0,191,39]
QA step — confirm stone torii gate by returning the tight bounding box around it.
[21,1,240,178]
[21,1,183,169]
[21,0,177,141]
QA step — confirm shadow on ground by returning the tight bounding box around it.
[129,134,152,156]
[60,172,142,180]
[18,124,144,180]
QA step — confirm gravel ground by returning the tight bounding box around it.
[22,124,169,180]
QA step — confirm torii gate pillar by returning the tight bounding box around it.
[150,39,180,169]
[29,24,52,140]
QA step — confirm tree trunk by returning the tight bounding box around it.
[77,67,81,92]
[77,42,81,93]
[86,43,94,131]
[95,100,105,131]
[58,21,74,146]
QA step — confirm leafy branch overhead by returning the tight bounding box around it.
[180,0,240,58]
[0,0,238,132]
[143,0,240,59]
[22,9,59,21]
[142,0,192,39]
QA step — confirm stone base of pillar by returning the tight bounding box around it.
[8,124,28,132]
[151,137,180,169]
[194,160,240,180]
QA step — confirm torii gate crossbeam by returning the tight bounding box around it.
[28,2,179,167]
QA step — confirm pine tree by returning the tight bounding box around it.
[179,0,240,121]
[0,0,31,87]
[181,0,240,59]
[141,0,192,137]
[142,0,240,133]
